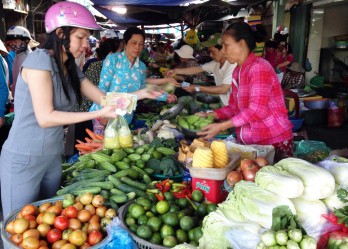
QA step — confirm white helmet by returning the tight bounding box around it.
[6,26,32,40]
[101,29,123,40]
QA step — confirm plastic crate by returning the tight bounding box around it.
[118,202,170,249]
[1,196,109,249]
[192,178,228,204]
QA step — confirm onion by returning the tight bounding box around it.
[226,170,244,187]
[255,157,269,167]
[240,159,256,171]
[241,163,261,182]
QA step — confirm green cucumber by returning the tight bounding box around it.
[109,194,128,204]
[120,176,147,191]
[99,161,117,172]
[71,187,101,196]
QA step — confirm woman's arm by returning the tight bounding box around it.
[146,77,179,87]
[23,68,117,128]
[183,84,231,94]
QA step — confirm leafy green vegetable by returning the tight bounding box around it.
[159,158,177,177]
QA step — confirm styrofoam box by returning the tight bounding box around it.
[186,152,241,180]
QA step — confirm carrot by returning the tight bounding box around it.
[85,137,93,143]
[85,128,97,140]
[87,142,104,149]
[76,139,85,144]
[95,134,104,140]
[75,144,93,151]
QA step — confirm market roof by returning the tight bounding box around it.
[91,0,267,26]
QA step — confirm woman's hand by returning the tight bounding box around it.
[166,69,176,78]
[195,112,217,120]
[197,122,225,141]
[166,77,180,87]
[99,105,118,119]
[137,88,164,100]
[183,84,195,93]
[166,94,177,103]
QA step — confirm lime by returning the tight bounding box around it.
[136,224,153,240]
[163,236,178,247]
[169,204,180,213]
[129,224,138,233]
[136,197,152,211]
[176,229,189,243]
[188,229,195,241]
[130,203,145,219]
[207,203,217,213]
[125,217,136,226]
[180,216,194,231]
[156,200,170,214]
[150,232,162,245]
[150,205,158,215]
[193,227,203,242]
[128,203,136,213]
[177,198,189,208]
[162,212,179,226]
[192,190,204,202]
[182,206,194,216]
[164,192,175,201]
[160,224,175,239]
[145,211,155,217]
[177,211,185,220]
[190,240,199,246]
[196,203,207,217]
[147,216,162,232]
[137,214,149,225]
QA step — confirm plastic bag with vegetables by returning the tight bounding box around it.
[104,118,120,149]
[117,116,133,148]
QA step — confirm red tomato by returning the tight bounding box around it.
[65,206,78,219]
[47,228,62,244]
[88,230,103,246]
[68,230,87,246]
[54,216,69,230]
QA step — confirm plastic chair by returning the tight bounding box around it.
[283,89,308,140]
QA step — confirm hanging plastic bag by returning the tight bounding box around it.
[104,118,120,149]
[117,115,133,148]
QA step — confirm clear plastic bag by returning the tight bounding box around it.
[104,118,120,149]
[101,217,137,249]
[117,115,133,148]
[225,227,261,249]
[317,155,348,187]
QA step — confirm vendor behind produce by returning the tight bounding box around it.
[166,33,237,106]
[197,22,293,162]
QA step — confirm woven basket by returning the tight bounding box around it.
[118,202,170,249]
[1,196,109,249]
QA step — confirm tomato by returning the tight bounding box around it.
[54,216,69,230]
[87,222,100,233]
[63,194,75,208]
[91,195,104,208]
[95,206,107,218]
[39,240,48,246]
[79,243,91,249]
[79,193,93,205]
[47,205,62,215]
[24,214,36,221]
[68,230,87,246]
[81,223,88,234]
[21,205,37,217]
[14,218,30,234]
[100,217,111,233]
[104,208,117,219]
[62,228,73,241]
[39,202,52,213]
[37,223,50,237]
[10,234,23,245]
[38,246,49,249]
[73,202,83,211]
[61,243,77,249]
[84,204,95,215]
[47,228,62,244]
[77,210,91,223]
[68,219,81,230]
[52,239,68,249]
[23,229,40,240]
[55,200,63,209]
[36,213,44,225]
[22,236,40,249]
[88,230,103,246]
[89,215,100,224]
[29,220,38,229]
[65,206,78,219]
[42,212,56,225]
[6,220,15,235]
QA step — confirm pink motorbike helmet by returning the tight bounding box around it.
[45,1,102,33]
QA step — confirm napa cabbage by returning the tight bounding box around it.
[255,165,304,198]
[275,158,335,200]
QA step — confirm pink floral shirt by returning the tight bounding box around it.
[215,53,293,145]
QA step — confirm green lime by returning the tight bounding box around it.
[163,236,178,247]
[130,203,145,219]
[176,229,189,243]
[177,198,189,208]
[156,200,170,214]
[180,216,194,231]
[136,224,153,240]
[162,212,179,227]
[164,192,175,201]
[182,206,194,216]
[136,197,152,211]
[145,211,155,217]
[150,205,158,215]
[160,224,175,239]
[147,216,162,232]
[207,203,217,213]
[137,214,149,225]
[188,229,195,241]
[125,217,136,226]
[192,190,204,202]
[129,224,138,233]
[169,204,180,213]
[150,232,162,245]
[177,210,185,220]
[190,240,199,246]
[128,203,136,214]
[196,203,207,217]
[193,227,203,242]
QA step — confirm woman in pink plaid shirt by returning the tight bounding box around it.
[198,22,293,162]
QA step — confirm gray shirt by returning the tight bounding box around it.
[3,49,85,156]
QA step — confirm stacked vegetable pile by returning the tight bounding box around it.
[4,193,116,248]
[177,115,214,131]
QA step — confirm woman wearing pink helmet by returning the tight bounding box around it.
[0,1,162,218]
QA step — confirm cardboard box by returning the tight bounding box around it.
[192,178,228,204]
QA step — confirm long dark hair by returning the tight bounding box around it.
[223,22,268,51]
[43,27,82,105]
[96,38,122,61]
